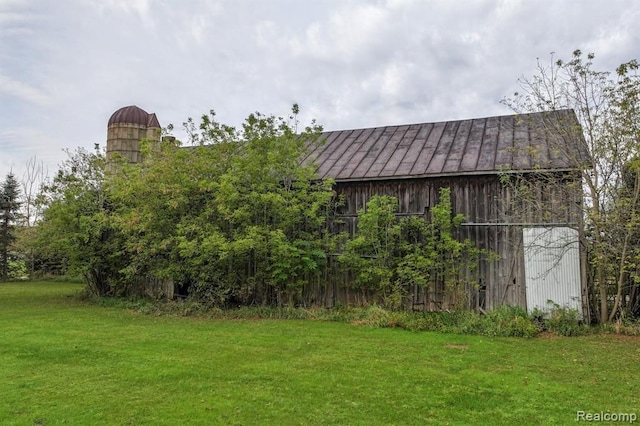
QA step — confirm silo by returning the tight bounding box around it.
[106,105,161,164]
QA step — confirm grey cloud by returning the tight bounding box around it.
[0,0,638,179]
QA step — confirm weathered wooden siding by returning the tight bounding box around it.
[307,173,583,311]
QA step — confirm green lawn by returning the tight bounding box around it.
[1,282,639,425]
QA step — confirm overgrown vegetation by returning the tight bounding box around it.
[30,146,118,294]
[29,108,339,304]
[26,106,488,309]
[101,293,632,338]
[339,189,491,310]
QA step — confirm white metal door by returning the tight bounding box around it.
[523,227,582,318]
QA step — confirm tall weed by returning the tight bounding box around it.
[542,303,591,336]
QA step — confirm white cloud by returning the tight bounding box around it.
[0,72,51,106]
[0,0,29,12]
[286,3,393,61]
[0,127,64,178]
[103,0,152,18]
[254,20,278,48]
[0,0,638,180]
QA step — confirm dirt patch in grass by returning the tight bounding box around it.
[444,343,469,350]
[535,332,562,339]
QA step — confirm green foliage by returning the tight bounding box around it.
[7,259,27,280]
[346,306,539,337]
[538,302,592,336]
[339,195,399,297]
[602,317,640,336]
[482,305,540,337]
[355,305,541,337]
[125,300,541,337]
[28,107,339,302]
[32,146,129,296]
[107,106,335,305]
[340,188,489,309]
[0,172,22,281]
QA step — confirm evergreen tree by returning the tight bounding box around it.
[0,173,21,281]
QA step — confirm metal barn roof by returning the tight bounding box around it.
[304,109,589,182]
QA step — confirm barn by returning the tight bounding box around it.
[303,108,590,317]
[105,106,590,315]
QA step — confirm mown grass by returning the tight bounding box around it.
[1,282,639,425]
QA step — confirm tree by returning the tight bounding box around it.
[0,173,21,281]
[20,156,47,227]
[339,188,486,310]
[502,50,640,322]
[107,106,335,305]
[338,195,400,304]
[31,107,334,301]
[12,156,48,278]
[34,146,125,294]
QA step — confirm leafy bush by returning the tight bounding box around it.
[120,301,542,337]
[542,303,591,336]
[339,188,490,310]
[7,259,27,280]
[102,294,636,339]
[603,318,640,336]
[483,305,540,337]
[355,305,392,327]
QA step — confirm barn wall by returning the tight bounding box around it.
[321,173,583,311]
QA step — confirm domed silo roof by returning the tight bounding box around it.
[108,105,159,127]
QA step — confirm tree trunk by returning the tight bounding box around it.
[608,169,640,322]
[590,192,608,323]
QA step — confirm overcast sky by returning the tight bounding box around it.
[1,0,639,181]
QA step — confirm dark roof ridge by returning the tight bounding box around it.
[307,109,587,180]
[320,109,576,134]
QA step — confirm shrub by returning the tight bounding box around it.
[601,318,640,336]
[7,259,28,280]
[115,300,547,338]
[351,305,391,327]
[484,305,540,338]
[543,303,591,336]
